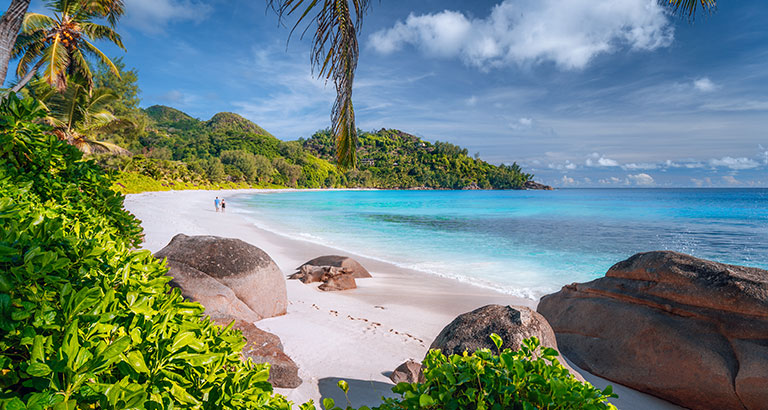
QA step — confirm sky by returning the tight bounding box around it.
[7,0,768,187]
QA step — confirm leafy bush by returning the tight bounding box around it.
[0,94,290,409]
[376,335,617,410]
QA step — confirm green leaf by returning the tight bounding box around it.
[337,379,349,394]
[419,393,434,407]
[489,333,502,351]
[124,350,149,374]
[25,362,52,377]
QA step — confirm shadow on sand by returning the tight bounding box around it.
[318,377,398,408]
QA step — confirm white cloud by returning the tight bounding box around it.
[548,160,577,170]
[708,157,760,170]
[125,0,212,33]
[760,144,768,165]
[599,176,623,184]
[586,154,620,167]
[722,175,741,186]
[623,162,658,170]
[628,173,655,185]
[561,175,576,185]
[466,96,479,106]
[693,77,716,92]
[518,117,533,127]
[369,0,673,70]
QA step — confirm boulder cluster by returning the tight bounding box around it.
[289,255,372,291]
[157,233,768,410]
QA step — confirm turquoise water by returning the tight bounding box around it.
[232,189,768,299]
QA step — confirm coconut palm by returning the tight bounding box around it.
[269,0,371,169]
[665,0,717,19]
[0,0,123,87]
[35,74,131,155]
[10,0,124,94]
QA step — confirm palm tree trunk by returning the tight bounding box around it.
[0,0,31,87]
[10,57,42,93]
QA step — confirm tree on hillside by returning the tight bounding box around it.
[269,0,371,169]
[9,0,124,93]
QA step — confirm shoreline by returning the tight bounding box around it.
[124,189,683,409]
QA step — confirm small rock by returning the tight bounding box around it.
[390,360,423,384]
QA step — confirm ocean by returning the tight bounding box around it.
[232,189,768,299]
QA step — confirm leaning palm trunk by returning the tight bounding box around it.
[0,0,31,86]
[10,57,42,92]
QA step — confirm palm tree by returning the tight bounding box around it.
[269,0,371,169]
[9,0,124,93]
[35,74,131,155]
[665,0,717,19]
[0,0,123,87]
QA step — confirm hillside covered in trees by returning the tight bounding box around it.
[105,103,533,192]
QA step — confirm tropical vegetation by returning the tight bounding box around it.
[0,97,616,408]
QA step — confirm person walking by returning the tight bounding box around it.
[214,196,221,212]
[221,199,226,213]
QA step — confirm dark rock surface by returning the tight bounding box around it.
[537,251,768,410]
[523,180,554,190]
[430,304,583,380]
[212,316,301,388]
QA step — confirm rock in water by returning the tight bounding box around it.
[390,360,423,384]
[156,234,287,318]
[537,251,768,410]
[430,305,583,380]
[212,316,301,388]
[299,255,372,279]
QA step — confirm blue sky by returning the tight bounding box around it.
[8,0,768,187]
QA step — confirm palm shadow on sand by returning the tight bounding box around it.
[318,377,398,408]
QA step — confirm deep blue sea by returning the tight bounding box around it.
[232,189,768,299]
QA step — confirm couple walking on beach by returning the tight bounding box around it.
[214,196,226,212]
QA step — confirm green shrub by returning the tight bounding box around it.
[374,336,617,410]
[0,94,290,409]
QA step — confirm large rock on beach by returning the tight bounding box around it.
[390,360,423,384]
[156,234,287,319]
[318,272,357,292]
[430,305,583,380]
[165,260,262,323]
[299,255,372,279]
[212,316,301,388]
[537,251,768,410]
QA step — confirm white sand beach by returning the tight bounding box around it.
[124,189,684,410]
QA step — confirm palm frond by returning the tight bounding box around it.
[41,34,70,91]
[22,13,56,32]
[269,0,371,168]
[68,48,94,88]
[80,38,120,76]
[81,0,125,27]
[14,38,45,77]
[80,22,124,50]
[72,136,131,156]
[663,0,717,20]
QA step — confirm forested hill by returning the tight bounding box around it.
[303,129,532,189]
[109,105,535,191]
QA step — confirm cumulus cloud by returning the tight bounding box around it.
[760,144,768,165]
[369,0,673,70]
[548,160,577,170]
[628,173,655,185]
[691,177,712,187]
[599,177,623,184]
[708,157,760,170]
[622,162,658,170]
[125,0,212,33]
[561,175,576,185]
[722,175,741,186]
[586,153,620,167]
[693,77,717,92]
